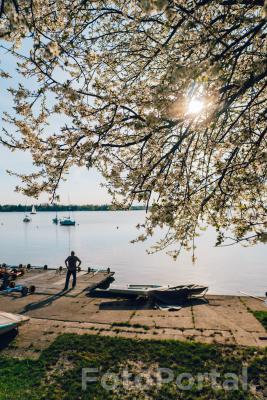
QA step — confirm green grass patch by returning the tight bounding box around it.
[111,321,150,330]
[0,334,266,399]
[253,311,267,330]
[111,321,131,327]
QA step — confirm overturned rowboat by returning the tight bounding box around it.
[0,311,29,335]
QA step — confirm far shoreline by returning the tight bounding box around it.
[0,205,146,212]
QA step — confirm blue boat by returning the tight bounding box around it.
[60,217,75,226]
[59,198,76,226]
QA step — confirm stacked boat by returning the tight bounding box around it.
[0,311,29,335]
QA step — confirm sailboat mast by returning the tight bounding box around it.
[68,195,71,218]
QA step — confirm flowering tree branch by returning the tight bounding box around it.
[0,0,266,256]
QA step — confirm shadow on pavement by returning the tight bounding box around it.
[0,328,18,350]
[21,289,72,313]
[95,297,208,311]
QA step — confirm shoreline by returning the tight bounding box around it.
[0,207,146,212]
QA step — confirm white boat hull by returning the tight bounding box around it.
[101,284,208,302]
[0,323,17,335]
[30,206,37,214]
[0,311,29,335]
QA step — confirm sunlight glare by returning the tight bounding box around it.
[188,98,204,115]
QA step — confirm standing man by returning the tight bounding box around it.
[64,251,82,290]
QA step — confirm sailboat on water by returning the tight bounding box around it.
[30,205,37,215]
[60,199,76,226]
[60,216,76,226]
[52,213,59,224]
[23,214,31,223]
[52,203,59,224]
[23,203,31,222]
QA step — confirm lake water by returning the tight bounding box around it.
[0,211,266,296]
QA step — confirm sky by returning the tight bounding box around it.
[0,146,111,205]
[0,40,111,205]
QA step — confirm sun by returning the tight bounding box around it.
[187,98,204,115]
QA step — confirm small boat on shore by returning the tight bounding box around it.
[0,311,29,335]
[94,283,208,303]
[151,284,208,304]
[106,284,162,297]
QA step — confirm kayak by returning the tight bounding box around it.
[0,312,29,335]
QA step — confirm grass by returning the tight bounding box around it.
[253,311,267,330]
[0,334,266,399]
[111,321,150,330]
[239,297,267,331]
[239,296,267,331]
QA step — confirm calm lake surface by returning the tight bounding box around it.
[0,211,266,295]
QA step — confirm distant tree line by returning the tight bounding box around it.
[0,204,145,212]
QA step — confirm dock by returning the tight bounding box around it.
[12,266,114,297]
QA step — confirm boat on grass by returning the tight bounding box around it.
[0,311,29,335]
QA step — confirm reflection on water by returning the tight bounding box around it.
[0,211,266,295]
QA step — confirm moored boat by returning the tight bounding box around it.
[30,205,37,215]
[60,198,76,225]
[23,215,31,223]
[60,217,75,226]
